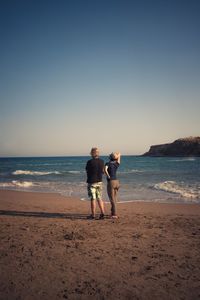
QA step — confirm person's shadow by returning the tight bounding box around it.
[0,210,88,220]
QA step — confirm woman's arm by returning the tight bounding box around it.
[104,165,110,179]
[115,152,121,164]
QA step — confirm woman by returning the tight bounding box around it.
[105,152,121,219]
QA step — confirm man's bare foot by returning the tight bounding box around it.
[99,213,105,219]
[87,215,95,220]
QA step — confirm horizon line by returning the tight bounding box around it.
[0,154,142,159]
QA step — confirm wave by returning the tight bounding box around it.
[154,181,199,199]
[12,170,61,176]
[169,158,196,162]
[0,180,34,188]
[67,171,81,174]
[118,169,143,174]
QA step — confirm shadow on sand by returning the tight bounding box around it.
[0,210,90,220]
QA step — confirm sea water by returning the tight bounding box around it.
[0,156,199,204]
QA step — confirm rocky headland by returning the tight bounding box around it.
[143,137,200,157]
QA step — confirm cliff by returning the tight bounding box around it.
[143,137,200,157]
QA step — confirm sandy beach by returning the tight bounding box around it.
[0,190,200,300]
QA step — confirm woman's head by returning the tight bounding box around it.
[109,152,118,161]
[90,147,99,158]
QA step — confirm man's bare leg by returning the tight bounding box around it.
[91,199,96,217]
[97,199,105,215]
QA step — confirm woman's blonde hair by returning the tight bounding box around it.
[109,152,118,160]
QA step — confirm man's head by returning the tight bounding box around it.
[90,147,99,158]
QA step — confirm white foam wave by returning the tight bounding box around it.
[0,180,34,188]
[154,181,199,199]
[169,158,196,162]
[12,170,61,176]
[68,171,81,174]
[119,169,143,174]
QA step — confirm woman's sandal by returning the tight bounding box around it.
[111,215,118,219]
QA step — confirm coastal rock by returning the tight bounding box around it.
[143,137,200,157]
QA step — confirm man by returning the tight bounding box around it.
[86,147,105,219]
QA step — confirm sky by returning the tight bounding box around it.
[0,0,200,156]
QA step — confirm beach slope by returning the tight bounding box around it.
[0,190,200,300]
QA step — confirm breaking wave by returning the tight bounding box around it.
[0,180,34,188]
[169,158,196,162]
[12,170,61,176]
[154,181,199,199]
[118,169,143,174]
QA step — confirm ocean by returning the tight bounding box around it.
[0,156,199,204]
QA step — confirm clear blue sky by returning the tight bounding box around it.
[1,0,200,156]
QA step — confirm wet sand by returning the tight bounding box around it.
[0,190,200,300]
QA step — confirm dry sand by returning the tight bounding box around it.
[0,190,200,300]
